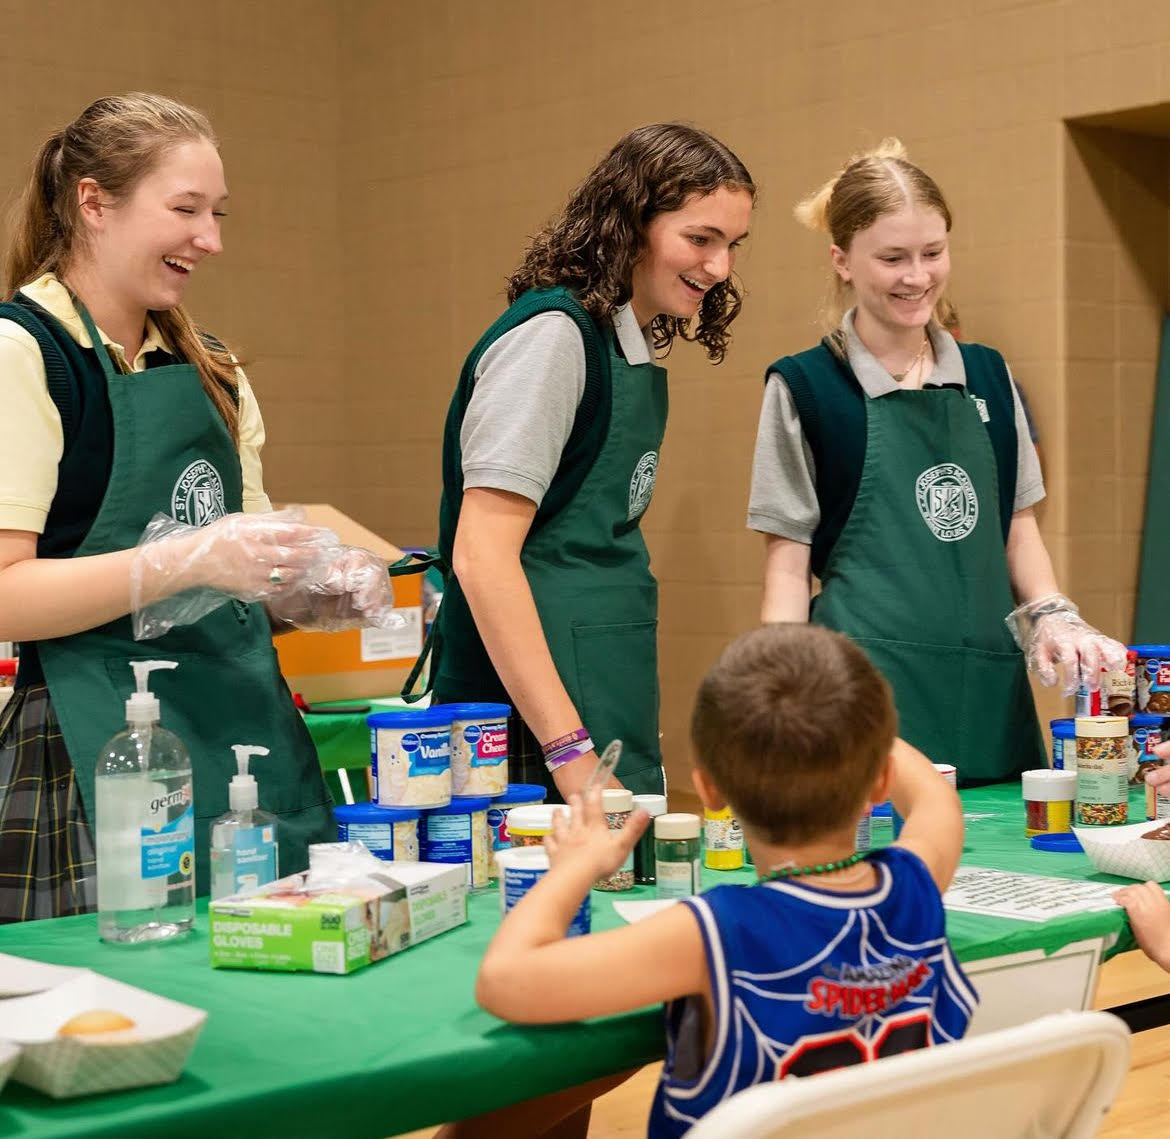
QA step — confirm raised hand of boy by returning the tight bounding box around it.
[546,787,648,882]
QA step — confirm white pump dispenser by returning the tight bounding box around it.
[229,744,269,811]
[211,743,279,900]
[125,659,178,724]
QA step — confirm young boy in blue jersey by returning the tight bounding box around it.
[473,623,976,1138]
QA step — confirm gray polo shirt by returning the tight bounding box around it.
[747,309,1045,542]
[461,302,654,505]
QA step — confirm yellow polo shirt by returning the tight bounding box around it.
[0,274,272,533]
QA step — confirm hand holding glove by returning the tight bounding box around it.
[131,507,339,640]
[265,545,403,633]
[1006,593,1128,696]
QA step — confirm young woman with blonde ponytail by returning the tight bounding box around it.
[0,94,388,922]
[748,139,1124,782]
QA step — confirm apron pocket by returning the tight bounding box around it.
[571,620,661,785]
[849,635,1042,781]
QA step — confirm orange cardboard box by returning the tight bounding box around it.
[272,504,423,702]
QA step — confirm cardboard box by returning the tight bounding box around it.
[208,861,467,974]
[272,504,425,702]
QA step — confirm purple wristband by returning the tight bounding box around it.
[541,726,591,757]
[545,739,595,772]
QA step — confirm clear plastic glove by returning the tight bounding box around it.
[131,507,339,640]
[1005,593,1128,696]
[265,545,404,633]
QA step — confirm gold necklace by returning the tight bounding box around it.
[890,336,929,384]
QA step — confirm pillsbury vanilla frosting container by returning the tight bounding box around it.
[368,707,453,809]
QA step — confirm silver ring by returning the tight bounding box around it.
[268,566,285,586]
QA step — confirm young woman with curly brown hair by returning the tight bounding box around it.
[433,123,754,802]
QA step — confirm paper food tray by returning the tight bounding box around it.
[0,952,86,998]
[0,971,205,1098]
[1073,820,1170,882]
[0,1039,19,1095]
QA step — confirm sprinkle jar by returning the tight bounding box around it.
[594,789,635,891]
[703,806,744,870]
[632,794,668,884]
[1021,769,1076,836]
[487,784,547,870]
[655,813,701,900]
[1075,716,1130,826]
[506,804,568,848]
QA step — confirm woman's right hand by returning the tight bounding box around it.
[134,509,334,602]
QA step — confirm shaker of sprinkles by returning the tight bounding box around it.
[1075,716,1129,826]
[446,702,510,796]
[655,813,701,899]
[632,793,668,884]
[594,789,635,891]
[1021,769,1076,836]
[703,805,744,870]
[368,706,453,808]
[487,784,547,870]
[506,804,568,848]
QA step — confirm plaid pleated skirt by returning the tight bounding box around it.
[0,684,96,923]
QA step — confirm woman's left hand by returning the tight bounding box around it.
[266,546,402,632]
[1006,593,1127,695]
[1029,612,1127,695]
[545,787,647,881]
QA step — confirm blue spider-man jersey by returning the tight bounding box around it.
[648,846,977,1138]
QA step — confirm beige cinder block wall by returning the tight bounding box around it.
[0,0,346,508]
[5,3,1170,792]
[343,1,1170,785]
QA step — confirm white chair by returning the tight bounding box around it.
[684,1010,1131,1139]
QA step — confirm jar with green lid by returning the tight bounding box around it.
[655,813,701,900]
[1075,716,1129,826]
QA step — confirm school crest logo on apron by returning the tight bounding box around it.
[628,451,658,520]
[171,459,227,526]
[915,463,978,542]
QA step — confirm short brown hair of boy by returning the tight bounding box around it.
[691,624,896,846]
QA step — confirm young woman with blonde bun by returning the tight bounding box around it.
[748,139,1124,781]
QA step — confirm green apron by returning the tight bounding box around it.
[36,304,334,892]
[811,383,1045,781]
[436,298,668,795]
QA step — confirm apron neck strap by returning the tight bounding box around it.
[72,298,123,381]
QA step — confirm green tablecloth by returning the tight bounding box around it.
[0,784,1146,1138]
[304,696,413,775]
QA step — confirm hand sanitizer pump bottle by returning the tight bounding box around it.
[210,745,278,900]
[96,660,195,943]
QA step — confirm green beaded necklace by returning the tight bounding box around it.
[758,850,867,883]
